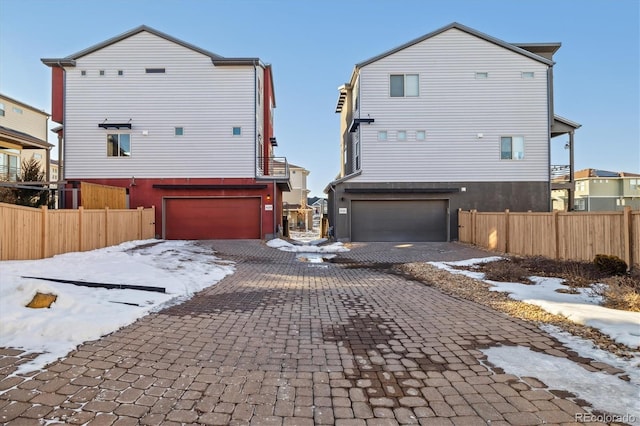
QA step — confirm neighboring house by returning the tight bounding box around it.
[552,169,640,211]
[281,162,312,230]
[327,22,579,242]
[42,25,290,240]
[0,94,52,182]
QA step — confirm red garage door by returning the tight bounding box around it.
[165,197,261,239]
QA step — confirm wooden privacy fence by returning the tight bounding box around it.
[0,202,156,261]
[458,207,639,269]
[81,182,127,209]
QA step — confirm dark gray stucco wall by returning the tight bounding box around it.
[327,181,550,241]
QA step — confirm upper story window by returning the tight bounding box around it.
[99,70,105,76]
[475,72,488,79]
[416,130,426,141]
[377,131,388,141]
[576,181,586,191]
[81,70,87,76]
[107,134,131,157]
[145,68,166,74]
[390,74,419,97]
[630,179,640,190]
[521,71,534,79]
[232,126,242,136]
[12,106,23,114]
[175,127,184,136]
[0,103,4,116]
[397,131,407,141]
[500,136,524,160]
[118,70,124,76]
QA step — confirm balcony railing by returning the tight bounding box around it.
[551,164,570,180]
[257,156,289,181]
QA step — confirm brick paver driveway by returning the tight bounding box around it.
[0,240,618,425]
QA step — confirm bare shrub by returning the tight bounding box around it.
[596,275,640,312]
[480,259,532,284]
[593,254,627,276]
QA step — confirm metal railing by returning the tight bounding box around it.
[257,156,290,180]
[551,164,570,180]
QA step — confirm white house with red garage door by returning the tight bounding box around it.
[42,25,290,240]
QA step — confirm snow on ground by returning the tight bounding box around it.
[267,237,349,254]
[0,239,234,375]
[481,344,639,421]
[430,258,640,349]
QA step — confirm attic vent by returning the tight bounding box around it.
[145,68,165,74]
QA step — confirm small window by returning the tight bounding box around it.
[521,72,534,79]
[33,153,42,160]
[416,130,426,141]
[377,131,388,141]
[12,106,23,114]
[81,70,87,76]
[631,179,639,189]
[397,131,407,141]
[390,74,419,97]
[0,103,4,116]
[500,136,524,160]
[475,72,488,79]
[175,127,184,136]
[99,70,105,76]
[145,68,166,74]
[232,127,242,136]
[118,70,124,76]
[107,134,131,157]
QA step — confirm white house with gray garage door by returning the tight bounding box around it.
[326,22,580,242]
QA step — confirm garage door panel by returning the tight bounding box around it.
[165,198,260,240]
[351,200,447,242]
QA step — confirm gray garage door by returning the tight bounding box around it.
[351,200,448,242]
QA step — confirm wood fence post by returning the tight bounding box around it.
[471,209,477,245]
[137,206,144,240]
[41,205,48,259]
[623,206,631,270]
[105,207,110,247]
[504,209,510,254]
[553,210,560,260]
[78,207,84,252]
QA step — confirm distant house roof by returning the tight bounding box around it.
[0,125,53,149]
[0,93,50,117]
[42,25,264,68]
[574,169,640,179]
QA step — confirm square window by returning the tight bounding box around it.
[107,134,131,157]
[416,130,426,141]
[521,71,534,79]
[99,70,105,76]
[81,70,86,76]
[390,74,418,97]
[118,70,124,76]
[377,131,388,141]
[175,127,184,136]
[475,72,488,79]
[232,127,242,136]
[500,136,524,160]
[397,131,407,141]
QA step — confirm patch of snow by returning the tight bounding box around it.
[267,238,349,253]
[481,345,640,420]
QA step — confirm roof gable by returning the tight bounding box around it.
[356,22,556,69]
[66,25,223,61]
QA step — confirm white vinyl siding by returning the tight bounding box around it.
[63,31,256,179]
[351,28,549,183]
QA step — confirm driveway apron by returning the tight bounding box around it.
[0,240,620,425]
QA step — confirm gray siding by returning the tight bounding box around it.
[352,28,550,183]
[64,31,257,179]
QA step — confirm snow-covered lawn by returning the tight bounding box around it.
[0,239,234,375]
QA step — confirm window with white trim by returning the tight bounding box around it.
[416,130,426,141]
[377,131,388,141]
[107,134,131,157]
[397,131,407,141]
[475,72,488,79]
[521,71,534,79]
[232,127,242,136]
[390,74,419,97]
[500,136,524,160]
[0,103,4,116]
[0,150,20,181]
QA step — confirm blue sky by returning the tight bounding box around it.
[1,0,638,197]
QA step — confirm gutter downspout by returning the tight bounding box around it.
[58,60,66,209]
